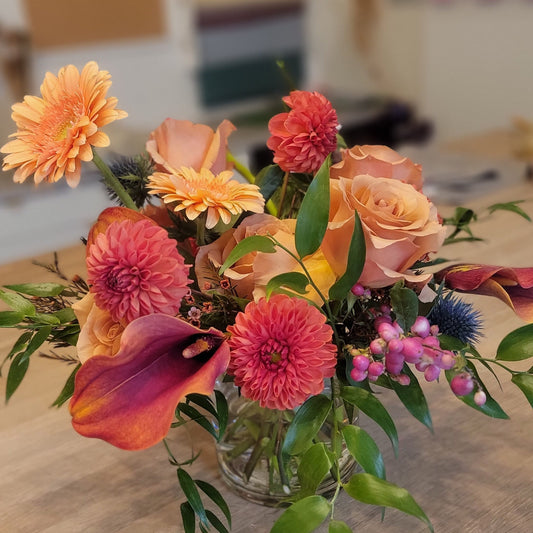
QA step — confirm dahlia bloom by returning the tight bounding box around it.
[227,295,337,410]
[87,217,191,323]
[1,61,127,187]
[267,90,339,174]
[147,166,265,229]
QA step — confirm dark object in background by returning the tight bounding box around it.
[249,99,433,174]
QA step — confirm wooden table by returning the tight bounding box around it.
[1,183,533,533]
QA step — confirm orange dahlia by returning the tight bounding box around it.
[1,61,127,187]
[147,167,265,229]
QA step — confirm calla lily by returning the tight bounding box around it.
[435,264,533,322]
[69,314,230,450]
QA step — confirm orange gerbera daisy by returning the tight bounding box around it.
[1,61,127,187]
[147,167,265,229]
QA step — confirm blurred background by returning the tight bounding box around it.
[1,0,532,263]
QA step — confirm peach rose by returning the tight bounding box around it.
[146,118,236,175]
[321,175,446,289]
[195,213,335,304]
[72,293,125,363]
[331,145,423,191]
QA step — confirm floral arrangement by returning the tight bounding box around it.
[2,61,533,533]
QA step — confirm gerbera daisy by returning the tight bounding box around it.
[87,218,191,323]
[147,166,265,229]
[227,294,337,410]
[1,61,127,187]
[267,90,339,174]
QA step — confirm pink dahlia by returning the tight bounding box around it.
[227,294,337,410]
[87,219,191,323]
[267,90,339,174]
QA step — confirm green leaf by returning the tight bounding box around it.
[53,308,77,324]
[177,403,218,440]
[266,272,310,298]
[206,510,229,533]
[342,425,385,480]
[4,282,66,297]
[177,468,208,527]
[328,211,366,301]
[0,330,31,375]
[329,520,353,533]
[52,363,81,407]
[271,495,331,533]
[0,290,35,316]
[390,282,419,331]
[20,326,52,364]
[196,479,232,528]
[218,235,276,275]
[31,313,61,325]
[340,386,399,456]
[214,390,228,439]
[6,352,30,403]
[282,395,332,456]
[388,367,433,431]
[180,501,196,533]
[487,201,531,222]
[255,164,285,203]
[296,442,334,498]
[343,473,433,532]
[511,373,533,408]
[496,324,533,361]
[445,363,509,419]
[0,311,25,327]
[295,155,331,258]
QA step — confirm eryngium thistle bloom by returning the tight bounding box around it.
[106,154,154,208]
[428,294,483,345]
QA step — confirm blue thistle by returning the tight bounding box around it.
[428,293,483,345]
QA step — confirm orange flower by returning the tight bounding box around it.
[1,61,127,187]
[147,167,265,229]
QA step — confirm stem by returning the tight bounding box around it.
[196,216,206,246]
[92,149,138,211]
[328,376,343,518]
[464,355,517,374]
[278,171,290,216]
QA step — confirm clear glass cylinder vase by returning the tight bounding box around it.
[215,381,357,506]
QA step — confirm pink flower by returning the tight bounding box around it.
[267,90,338,174]
[227,295,337,410]
[87,218,191,323]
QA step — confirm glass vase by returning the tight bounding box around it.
[215,381,357,506]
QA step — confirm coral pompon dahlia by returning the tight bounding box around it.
[147,166,265,229]
[87,218,191,323]
[1,61,127,187]
[267,90,339,174]
[227,295,337,410]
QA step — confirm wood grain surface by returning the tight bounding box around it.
[1,184,532,533]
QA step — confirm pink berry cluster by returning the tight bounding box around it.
[348,305,487,405]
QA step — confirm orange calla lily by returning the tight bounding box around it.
[69,314,230,450]
[435,264,533,322]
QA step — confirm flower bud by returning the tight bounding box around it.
[450,372,474,396]
[411,316,430,338]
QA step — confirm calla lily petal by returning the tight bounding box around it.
[69,314,230,450]
[435,264,533,322]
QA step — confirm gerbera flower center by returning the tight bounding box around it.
[39,95,84,144]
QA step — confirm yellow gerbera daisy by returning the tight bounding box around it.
[147,167,265,229]
[1,61,127,187]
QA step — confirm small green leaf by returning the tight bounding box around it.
[328,211,366,301]
[329,519,353,533]
[343,473,433,532]
[6,352,30,403]
[214,390,228,439]
[0,290,35,316]
[266,272,310,298]
[180,501,196,533]
[53,308,77,324]
[295,155,331,258]
[4,282,66,297]
[496,324,533,361]
[487,201,531,222]
[0,330,31,375]
[196,480,232,528]
[390,283,419,331]
[219,235,276,275]
[282,395,332,456]
[255,164,285,203]
[342,425,385,479]
[20,326,52,364]
[32,313,61,325]
[177,468,208,527]
[177,403,218,440]
[340,386,399,456]
[389,367,433,431]
[0,311,25,327]
[206,510,229,533]
[296,442,334,498]
[186,393,217,417]
[511,373,533,408]
[52,363,81,407]
[271,495,331,533]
